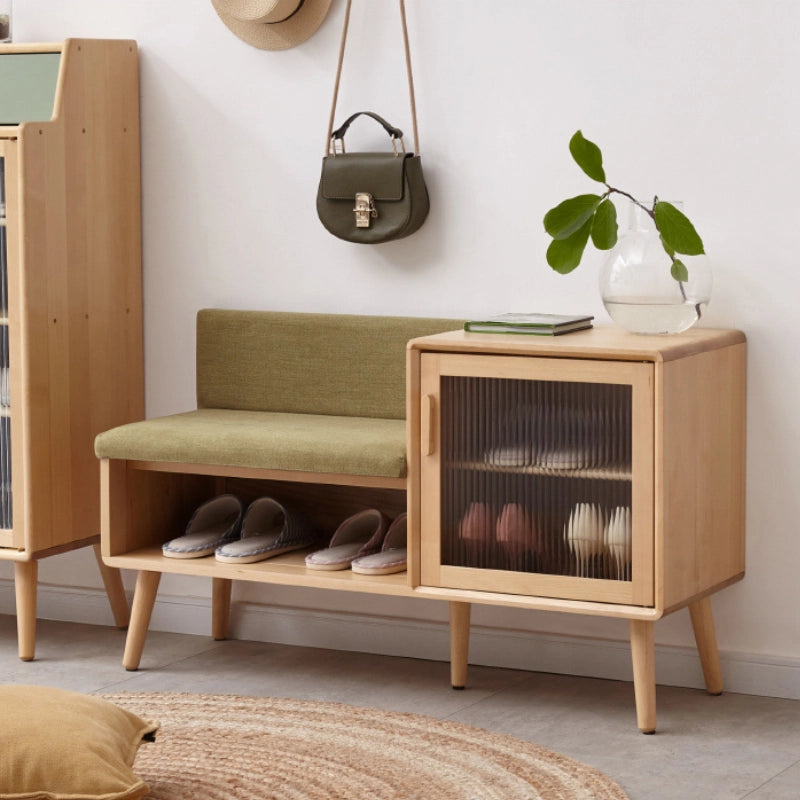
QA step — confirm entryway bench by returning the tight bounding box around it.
[96,310,738,733]
[95,309,458,671]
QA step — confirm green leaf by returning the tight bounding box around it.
[547,217,593,274]
[654,201,705,256]
[590,198,618,250]
[569,130,606,183]
[671,259,689,282]
[543,194,602,240]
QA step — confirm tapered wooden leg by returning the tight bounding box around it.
[689,596,723,695]
[93,544,130,629]
[14,560,38,662]
[449,601,471,689]
[211,578,232,640]
[123,570,161,671]
[629,619,656,734]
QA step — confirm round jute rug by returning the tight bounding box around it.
[105,692,630,800]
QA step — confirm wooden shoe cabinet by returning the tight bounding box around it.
[0,40,143,658]
[406,326,746,732]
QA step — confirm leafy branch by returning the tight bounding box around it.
[543,131,705,285]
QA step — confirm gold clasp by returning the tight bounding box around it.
[354,192,378,228]
[391,136,406,157]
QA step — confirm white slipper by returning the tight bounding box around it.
[215,497,315,564]
[162,494,243,559]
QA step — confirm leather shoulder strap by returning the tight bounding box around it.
[325,0,420,155]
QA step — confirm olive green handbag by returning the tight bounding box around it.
[316,0,429,244]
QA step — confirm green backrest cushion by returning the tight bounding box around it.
[196,310,460,420]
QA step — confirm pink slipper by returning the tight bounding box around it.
[458,502,496,544]
[496,503,538,555]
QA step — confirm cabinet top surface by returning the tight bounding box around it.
[0,39,134,54]
[0,43,62,54]
[408,324,746,363]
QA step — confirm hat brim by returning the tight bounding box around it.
[212,0,333,50]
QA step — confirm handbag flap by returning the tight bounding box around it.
[321,153,407,201]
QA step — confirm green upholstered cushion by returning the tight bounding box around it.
[196,310,459,419]
[95,409,409,478]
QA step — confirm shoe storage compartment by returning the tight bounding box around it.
[102,459,407,593]
[101,458,415,672]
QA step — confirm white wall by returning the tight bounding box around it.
[4,1,800,694]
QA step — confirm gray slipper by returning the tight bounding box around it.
[351,513,407,575]
[162,494,243,559]
[305,509,388,571]
[215,497,315,564]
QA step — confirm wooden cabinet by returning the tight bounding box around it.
[407,326,746,732]
[0,40,143,659]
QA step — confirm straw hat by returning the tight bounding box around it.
[211,0,333,50]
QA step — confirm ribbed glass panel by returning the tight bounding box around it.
[441,376,631,581]
[0,155,11,529]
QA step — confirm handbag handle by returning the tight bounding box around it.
[325,0,420,156]
[331,111,404,147]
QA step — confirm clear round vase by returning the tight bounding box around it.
[0,0,10,42]
[599,200,712,335]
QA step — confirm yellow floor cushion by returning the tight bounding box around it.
[0,685,158,800]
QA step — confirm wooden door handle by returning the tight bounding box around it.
[421,394,435,456]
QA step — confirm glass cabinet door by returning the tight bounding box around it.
[0,141,16,546]
[418,352,654,606]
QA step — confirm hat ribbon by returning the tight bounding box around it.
[267,0,306,24]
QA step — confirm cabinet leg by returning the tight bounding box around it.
[449,601,471,689]
[92,544,130,629]
[629,619,656,734]
[689,596,723,695]
[14,561,38,662]
[211,578,232,641]
[123,571,161,671]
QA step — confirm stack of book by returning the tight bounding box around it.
[464,313,593,336]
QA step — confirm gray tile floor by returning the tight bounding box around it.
[2,614,799,800]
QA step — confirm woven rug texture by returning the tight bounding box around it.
[106,692,630,800]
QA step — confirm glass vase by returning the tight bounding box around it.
[599,200,712,335]
[0,0,10,43]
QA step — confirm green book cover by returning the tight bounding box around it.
[464,313,593,335]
